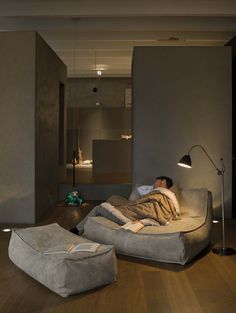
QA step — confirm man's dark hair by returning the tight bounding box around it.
[156,176,173,189]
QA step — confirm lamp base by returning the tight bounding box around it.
[212,246,236,256]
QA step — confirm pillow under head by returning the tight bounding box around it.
[129,183,181,215]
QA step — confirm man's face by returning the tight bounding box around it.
[154,179,167,189]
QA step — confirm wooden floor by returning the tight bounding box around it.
[1,203,236,313]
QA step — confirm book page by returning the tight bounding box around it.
[68,242,100,253]
[121,221,144,233]
[44,242,100,254]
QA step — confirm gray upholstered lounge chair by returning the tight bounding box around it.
[82,188,212,265]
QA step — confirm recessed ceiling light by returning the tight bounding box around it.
[213,220,219,224]
[2,228,11,232]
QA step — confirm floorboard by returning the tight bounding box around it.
[0,202,236,313]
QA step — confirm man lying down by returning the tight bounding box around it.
[70,176,180,235]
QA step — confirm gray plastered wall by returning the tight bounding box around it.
[0,31,67,223]
[132,46,232,218]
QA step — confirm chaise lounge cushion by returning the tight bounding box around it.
[8,223,117,297]
[83,188,212,265]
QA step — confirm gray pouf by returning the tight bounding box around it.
[8,223,117,297]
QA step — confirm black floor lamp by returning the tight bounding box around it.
[178,144,235,256]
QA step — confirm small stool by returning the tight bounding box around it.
[8,223,117,297]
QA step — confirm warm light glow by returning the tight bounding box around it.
[213,220,219,224]
[177,162,192,168]
[97,70,102,76]
[2,228,11,232]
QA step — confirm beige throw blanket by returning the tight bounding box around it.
[102,189,179,226]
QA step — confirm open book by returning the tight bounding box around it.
[121,221,144,233]
[44,242,100,254]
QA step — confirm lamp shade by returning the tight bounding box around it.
[178,154,192,168]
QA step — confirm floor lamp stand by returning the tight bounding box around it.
[212,158,236,256]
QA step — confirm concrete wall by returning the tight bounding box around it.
[93,139,131,173]
[69,77,131,107]
[67,78,132,162]
[67,107,131,161]
[0,31,67,224]
[35,34,67,221]
[132,46,232,218]
[0,32,36,223]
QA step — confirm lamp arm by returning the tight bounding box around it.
[188,144,223,175]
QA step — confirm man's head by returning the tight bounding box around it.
[154,176,173,189]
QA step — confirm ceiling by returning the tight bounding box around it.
[0,0,236,77]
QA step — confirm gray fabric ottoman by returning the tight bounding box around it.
[8,223,117,297]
